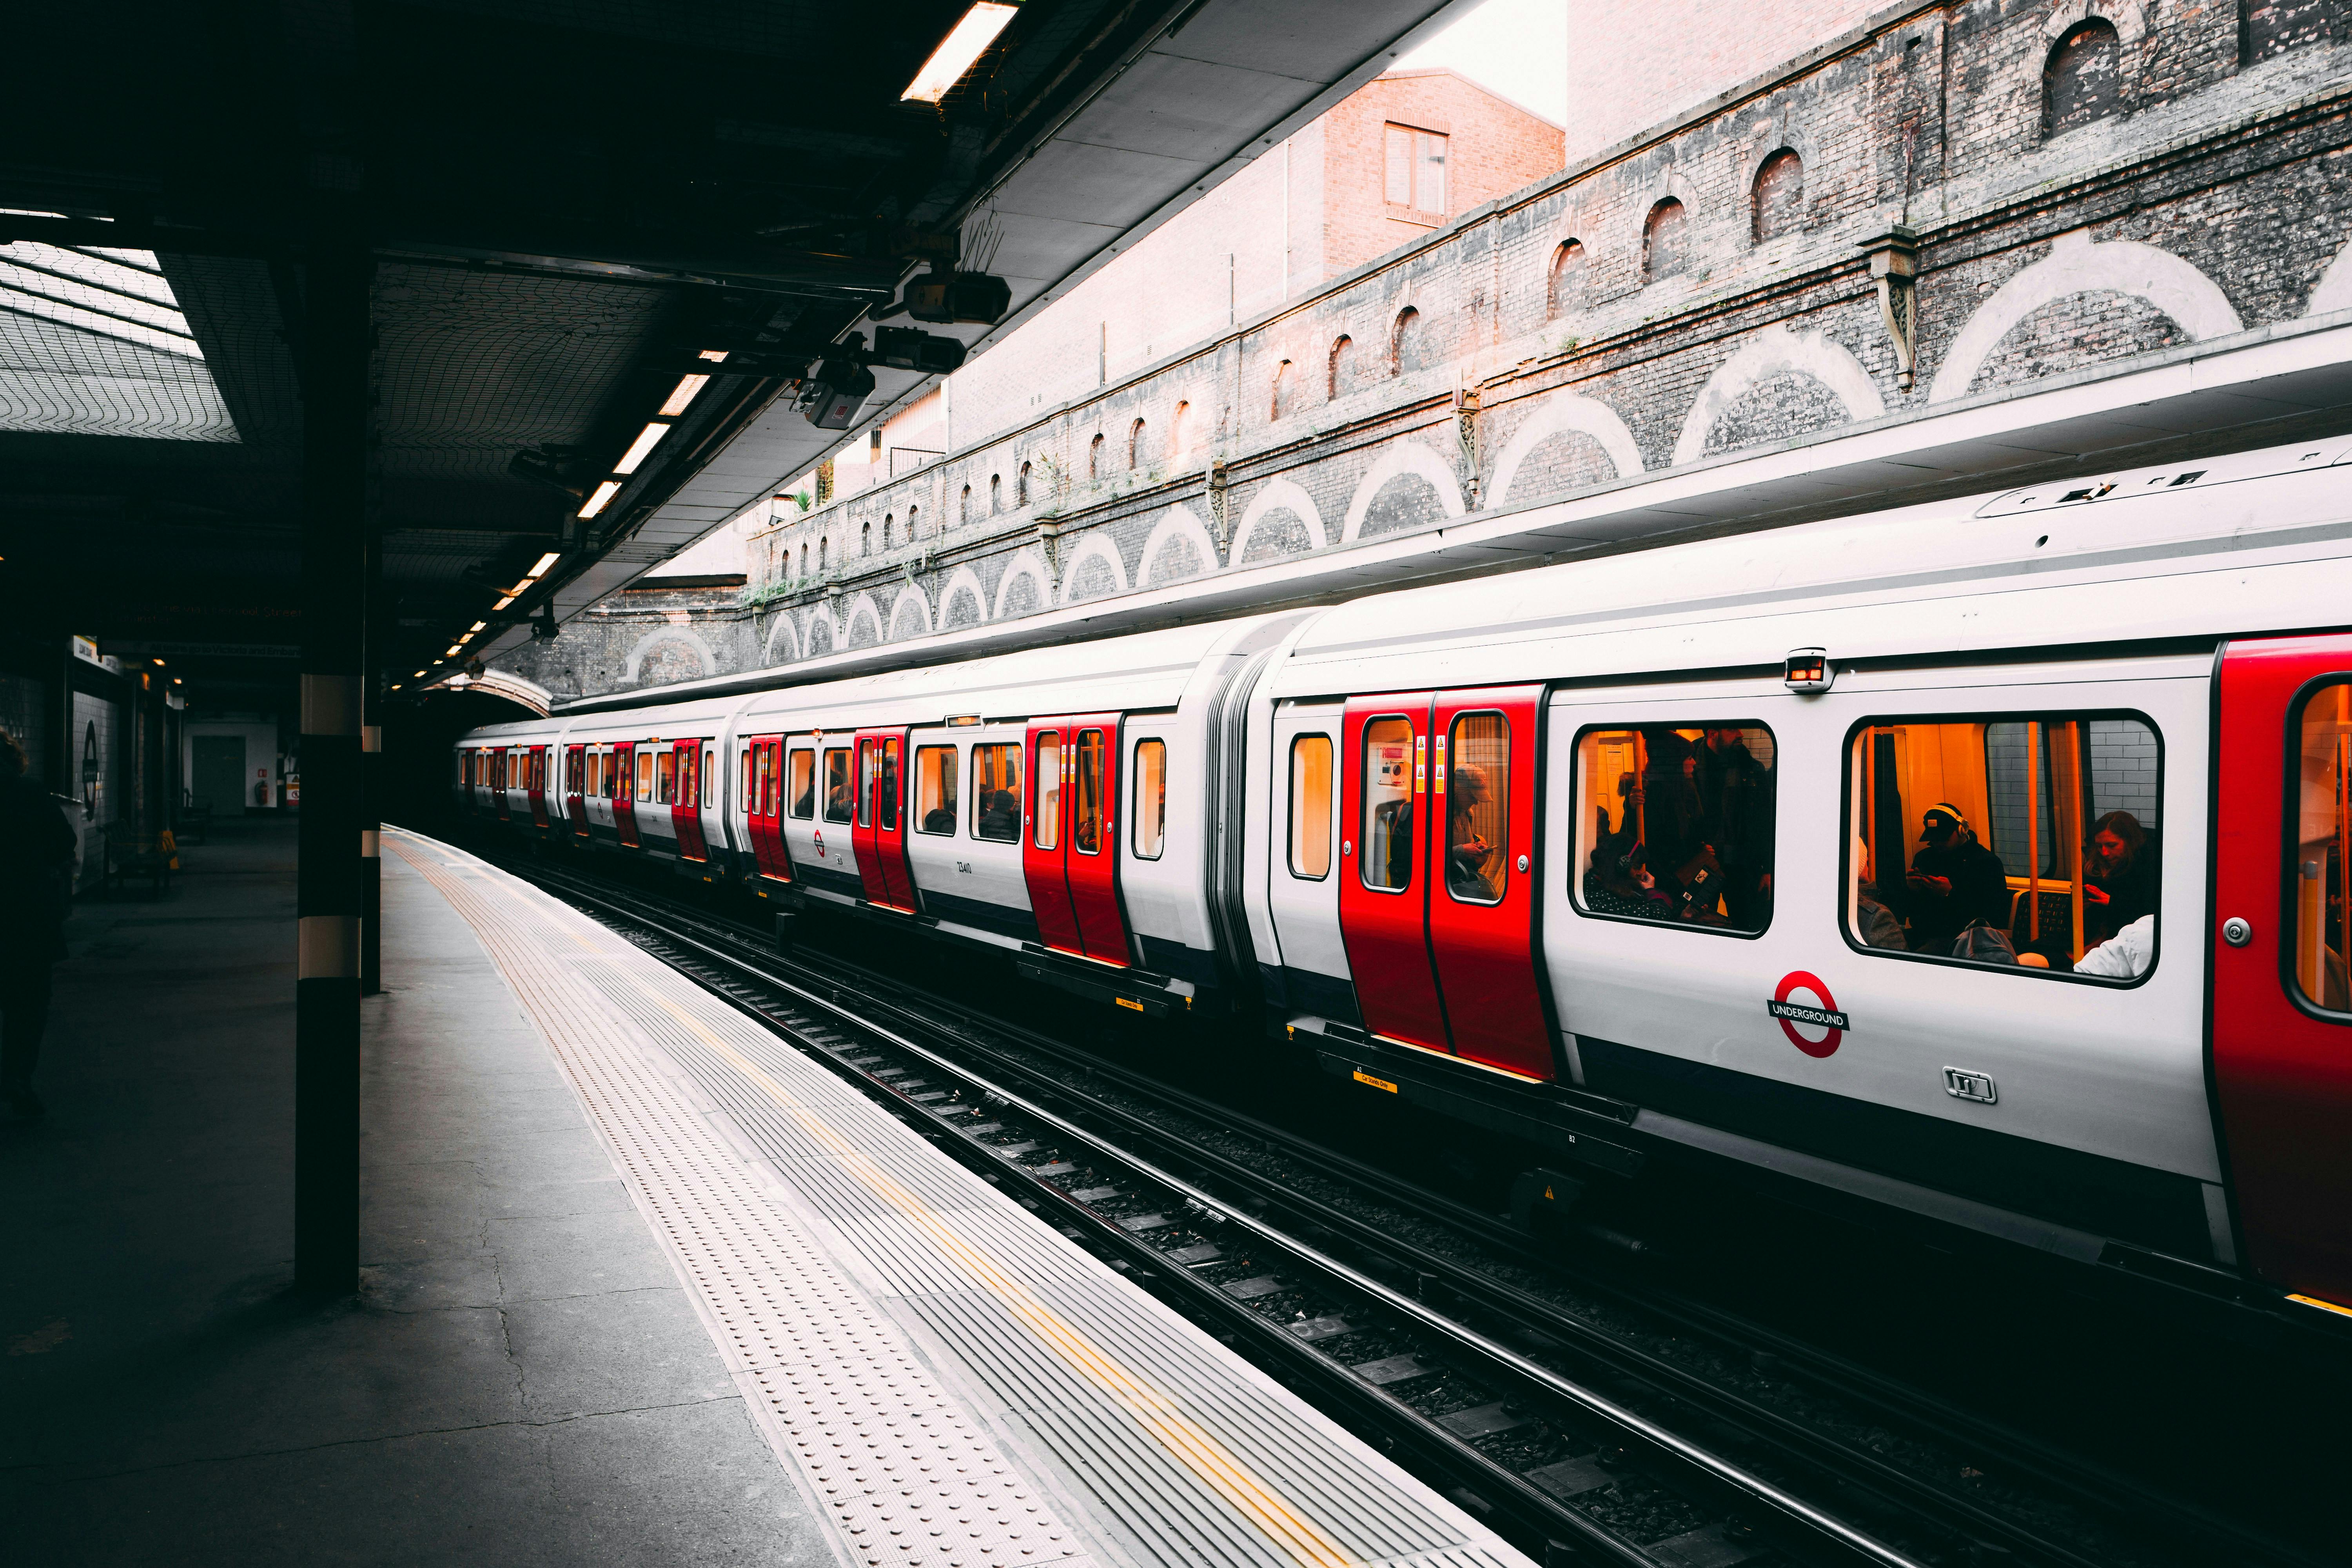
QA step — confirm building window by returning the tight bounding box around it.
[1751,150,1803,244]
[863,521,875,555]
[2245,0,2336,62]
[1643,199,1687,283]
[1328,335,1354,398]
[1390,308,1425,375]
[2044,19,2122,138]
[799,542,808,578]
[1089,433,1104,480]
[1129,417,1147,470]
[907,504,918,539]
[1271,359,1294,420]
[1171,401,1189,454]
[1383,123,1448,215]
[1547,240,1584,319]
[989,473,1001,513]
[1016,461,1031,505]
[960,484,971,524]
[882,515,893,550]
[819,536,828,572]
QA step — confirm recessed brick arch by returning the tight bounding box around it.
[1673,323,1883,465]
[842,594,885,649]
[622,624,717,683]
[937,565,989,630]
[1341,440,1466,543]
[992,549,1051,621]
[1928,230,2241,403]
[1056,532,1129,604]
[1229,477,1327,561]
[1136,505,1220,587]
[762,613,800,664]
[1488,394,1644,505]
[886,586,932,641]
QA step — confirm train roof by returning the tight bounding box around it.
[1270,437,2352,697]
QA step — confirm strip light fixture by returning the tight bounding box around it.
[902,3,1017,102]
[613,421,671,475]
[579,479,623,518]
[528,551,562,577]
[659,374,708,416]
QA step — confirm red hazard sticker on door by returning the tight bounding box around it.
[1768,971,1847,1058]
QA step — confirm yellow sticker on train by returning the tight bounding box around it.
[1352,1069,1399,1093]
[1114,995,1144,1011]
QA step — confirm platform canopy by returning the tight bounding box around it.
[0,0,1469,706]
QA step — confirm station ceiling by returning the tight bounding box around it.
[0,0,1464,708]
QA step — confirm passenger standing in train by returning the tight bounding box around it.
[0,728,74,1122]
[1699,727,1774,927]
[2083,810,2158,942]
[1636,730,1702,877]
[1905,804,2008,953]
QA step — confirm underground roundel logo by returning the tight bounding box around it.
[1768,971,1848,1058]
[812,828,825,857]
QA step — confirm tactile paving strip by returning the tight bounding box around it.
[388,833,1529,1568]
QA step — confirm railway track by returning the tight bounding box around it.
[486,849,2318,1568]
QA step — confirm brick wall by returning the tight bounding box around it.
[499,3,2352,706]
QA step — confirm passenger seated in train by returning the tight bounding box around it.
[1446,763,1500,902]
[2075,913,2155,978]
[976,789,1019,840]
[1852,837,1907,951]
[793,766,815,818]
[1905,804,2009,953]
[923,803,955,833]
[1374,794,1415,891]
[2084,810,2159,943]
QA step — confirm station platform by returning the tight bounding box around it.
[2,818,1530,1568]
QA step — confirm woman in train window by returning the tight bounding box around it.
[2083,810,2158,944]
[1446,762,1501,902]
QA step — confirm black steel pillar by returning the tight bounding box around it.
[295,231,371,1296]
[359,516,383,996]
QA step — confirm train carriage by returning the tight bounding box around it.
[456,436,2352,1322]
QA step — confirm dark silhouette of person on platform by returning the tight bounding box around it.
[0,728,75,1121]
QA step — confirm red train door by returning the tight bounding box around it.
[742,737,789,881]
[1338,695,1445,1051]
[494,750,512,822]
[1024,722,1085,955]
[527,745,550,829]
[2213,634,2352,1307]
[671,740,707,861]
[1426,687,1552,1079]
[565,745,588,836]
[853,730,915,911]
[613,741,640,848]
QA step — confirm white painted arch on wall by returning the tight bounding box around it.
[1673,322,1884,466]
[992,548,1052,621]
[761,611,800,664]
[936,564,990,627]
[622,624,719,683]
[1229,477,1327,560]
[2305,235,2352,317]
[842,593,885,649]
[1487,393,1644,505]
[1340,439,1467,543]
[1056,532,1131,604]
[802,607,841,657]
[1929,229,2242,403]
[1135,505,1222,587]
[886,584,933,641]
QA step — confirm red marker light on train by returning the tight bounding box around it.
[1784,647,1832,693]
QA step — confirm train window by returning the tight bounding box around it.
[1361,717,1415,893]
[916,746,959,835]
[972,743,1022,841]
[874,739,902,832]
[1845,713,2160,978]
[788,749,815,818]
[1573,723,1775,933]
[823,748,853,822]
[703,746,718,810]
[1035,732,1062,850]
[751,746,769,818]
[1132,739,1166,860]
[1073,730,1105,855]
[655,750,675,805]
[2291,683,2350,1012]
[1289,735,1333,878]
[1444,713,1508,905]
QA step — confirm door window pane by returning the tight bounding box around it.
[789,749,815,818]
[1445,713,1508,904]
[1132,739,1166,860]
[877,740,901,832]
[2293,684,2351,1011]
[743,749,756,811]
[1290,736,1332,878]
[1846,714,2159,976]
[656,750,675,804]
[823,749,853,822]
[1035,733,1061,850]
[1074,730,1105,855]
[1361,717,1416,892]
[754,747,771,817]
[703,746,717,810]
[1573,724,1775,932]
[636,750,653,802]
[857,742,875,827]
[972,743,1022,841]
[916,746,960,835]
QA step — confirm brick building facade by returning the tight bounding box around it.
[496,0,2352,704]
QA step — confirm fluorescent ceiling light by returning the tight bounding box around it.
[468,621,486,632]
[579,479,623,518]
[659,374,708,416]
[414,670,428,678]
[698,348,730,363]
[444,644,462,657]
[528,551,562,577]
[493,595,515,610]
[613,421,671,475]
[902,3,1017,103]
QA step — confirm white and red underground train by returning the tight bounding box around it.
[457,437,2352,1325]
